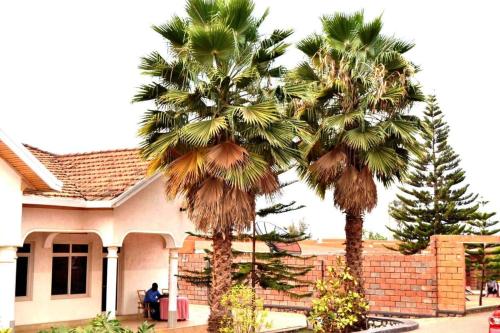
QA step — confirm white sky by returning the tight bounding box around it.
[1,0,499,239]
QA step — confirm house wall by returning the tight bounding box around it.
[118,234,170,315]
[113,178,191,247]
[18,177,193,324]
[0,157,23,246]
[21,178,192,248]
[15,233,103,326]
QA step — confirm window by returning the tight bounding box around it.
[16,243,32,299]
[51,244,89,296]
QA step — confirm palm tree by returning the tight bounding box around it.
[287,11,424,292]
[133,0,301,331]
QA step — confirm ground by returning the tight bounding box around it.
[467,294,500,310]
[414,311,489,332]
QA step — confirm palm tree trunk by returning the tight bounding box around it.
[345,211,365,294]
[208,226,232,333]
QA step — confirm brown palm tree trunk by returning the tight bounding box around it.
[345,211,365,294]
[207,226,232,333]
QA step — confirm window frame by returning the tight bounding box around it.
[51,242,91,299]
[15,242,34,302]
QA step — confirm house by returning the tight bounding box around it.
[0,128,193,329]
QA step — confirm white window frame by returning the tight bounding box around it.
[15,242,34,302]
[51,242,91,299]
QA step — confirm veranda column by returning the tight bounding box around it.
[0,246,17,329]
[168,248,179,328]
[106,246,119,319]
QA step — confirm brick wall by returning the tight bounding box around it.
[178,252,437,317]
[178,235,500,318]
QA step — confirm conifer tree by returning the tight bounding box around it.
[465,202,500,306]
[179,183,313,298]
[388,95,479,254]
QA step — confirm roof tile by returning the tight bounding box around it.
[24,145,148,201]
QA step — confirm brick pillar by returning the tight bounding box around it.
[433,235,466,316]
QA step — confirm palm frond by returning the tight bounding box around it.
[180,117,228,146]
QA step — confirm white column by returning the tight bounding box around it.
[168,249,179,328]
[105,246,119,319]
[0,246,17,329]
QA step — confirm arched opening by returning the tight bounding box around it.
[117,232,173,316]
[15,231,105,326]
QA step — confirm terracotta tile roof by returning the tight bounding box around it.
[24,145,148,200]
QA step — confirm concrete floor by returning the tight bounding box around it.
[414,312,490,333]
[122,304,307,333]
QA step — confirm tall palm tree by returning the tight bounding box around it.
[133,0,301,331]
[287,11,424,292]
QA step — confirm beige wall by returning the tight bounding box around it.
[113,179,191,247]
[15,233,103,326]
[0,157,23,246]
[118,234,170,315]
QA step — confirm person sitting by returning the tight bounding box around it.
[487,280,499,297]
[144,282,162,320]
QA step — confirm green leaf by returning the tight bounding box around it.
[232,100,279,127]
[297,34,323,57]
[185,0,218,24]
[321,11,364,43]
[322,110,364,130]
[180,117,228,146]
[364,146,400,174]
[343,125,384,151]
[189,24,235,63]
[289,62,318,82]
[153,16,188,48]
[358,15,382,47]
[219,0,255,33]
[132,84,167,103]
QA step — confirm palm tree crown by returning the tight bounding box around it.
[135,0,301,233]
[290,11,424,207]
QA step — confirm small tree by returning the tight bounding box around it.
[362,230,387,240]
[308,259,369,333]
[465,202,500,306]
[389,95,479,254]
[219,285,270,333]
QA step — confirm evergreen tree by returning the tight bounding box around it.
[465,202,500,306]
[388,95,479,254]
[179,184,313,298]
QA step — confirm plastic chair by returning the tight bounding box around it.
[137,290,151,318]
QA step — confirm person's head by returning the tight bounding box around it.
[152,283,158,291]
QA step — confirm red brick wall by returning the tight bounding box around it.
[178,252,437,317]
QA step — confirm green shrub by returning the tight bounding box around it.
[38,313,154,333]
[308,259,369,333]
[219,284,271,333]
[0,329,13,333]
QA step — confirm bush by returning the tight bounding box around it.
[38,313,154,333]
[219,284,271,333]
[308,259,369,333]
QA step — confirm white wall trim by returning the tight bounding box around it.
[0,128,62,191]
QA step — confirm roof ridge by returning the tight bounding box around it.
[23,144,58,156]
[23,144,141,157]
[58,147,140,158]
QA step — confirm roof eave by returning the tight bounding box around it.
[22,173,162,208]
[0,129,62,192]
